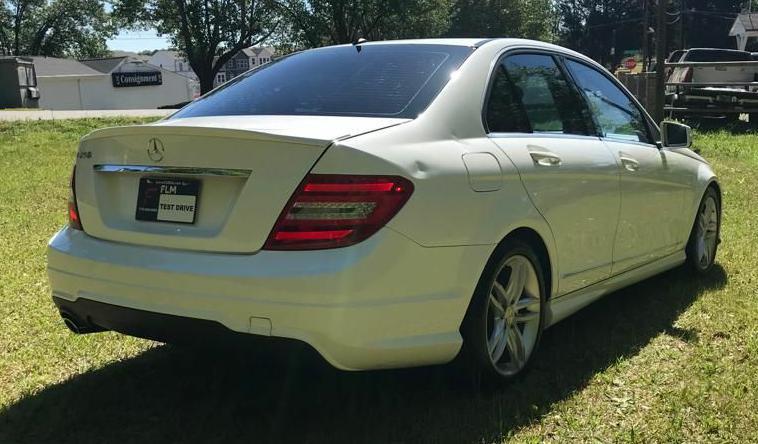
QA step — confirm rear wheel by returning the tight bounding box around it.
[460,240,546,382]
[686,187,720,273]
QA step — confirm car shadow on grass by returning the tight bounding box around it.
[0,264,727,444]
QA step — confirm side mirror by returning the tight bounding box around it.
[660,121,692,148]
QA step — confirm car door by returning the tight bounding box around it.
[486,52,621,296]
[563,58,690,274]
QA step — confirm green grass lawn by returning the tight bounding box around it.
[0,119,756,443]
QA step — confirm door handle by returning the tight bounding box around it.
[528,150,562,167]
[619,153,640,172]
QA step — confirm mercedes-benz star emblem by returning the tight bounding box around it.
[147,138,165,162]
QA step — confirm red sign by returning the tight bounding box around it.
[623,58,637,70]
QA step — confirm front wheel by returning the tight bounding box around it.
[686,187,721,273]
[460,240,546,382]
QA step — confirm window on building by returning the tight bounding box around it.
[236,59,248,69]
[216,73,226,84]
[17,66,36,87]
[17,67,28,86]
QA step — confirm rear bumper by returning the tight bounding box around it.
[53,296,305,350]
[667,89,758,113]
[47,227,492,370]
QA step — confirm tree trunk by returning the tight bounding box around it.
[195,64,216,95]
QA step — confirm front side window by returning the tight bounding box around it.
[488,53,590,135]
[172,44,473,119]
[565,60,652,144]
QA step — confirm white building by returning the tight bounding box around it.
[32,56,197,110]
[215,46,275,87]
[730,13,758,52]
[147,50,198,81]
[146,47,274,90]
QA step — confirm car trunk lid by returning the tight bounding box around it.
[74,116,407,253]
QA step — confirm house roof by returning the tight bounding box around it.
[29,56,103,77]
[241,46,274,57]
[731,13,758,34]
[79,57,128,74]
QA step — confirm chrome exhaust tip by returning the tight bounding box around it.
[62,315,81,334]
[59,311,100,334]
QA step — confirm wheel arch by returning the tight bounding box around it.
[481,226,555,301]
[456,225,555,373]
[707,179,722,205]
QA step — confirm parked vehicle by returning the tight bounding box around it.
[48,39,721,382]
[667,48,758,123]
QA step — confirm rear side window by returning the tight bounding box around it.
[565,60,652,144]
[485,66,530,132]
[485,53,591,135]
[171,44,473,119]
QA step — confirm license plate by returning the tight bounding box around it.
[135,177,200,224]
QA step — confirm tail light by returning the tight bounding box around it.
[683,67,693,83]
[68,166,83,230]
[264,174,414,250]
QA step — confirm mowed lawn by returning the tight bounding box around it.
[0,119,756,443]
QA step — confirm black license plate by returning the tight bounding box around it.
[135,177,200,224]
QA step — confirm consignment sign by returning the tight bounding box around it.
[112,71,162,87]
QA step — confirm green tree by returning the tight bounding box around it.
[555,0,751,67]
[446,0,556,41]
[115,0,276,94]
[1,0,114,57]
[271,0,453,48]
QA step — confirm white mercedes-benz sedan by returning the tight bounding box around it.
[48,38,721,381]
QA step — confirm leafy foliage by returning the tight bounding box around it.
[270,0,454,48]
[0,0,114,57]
[555,0,750,67]
[446,0,556,41]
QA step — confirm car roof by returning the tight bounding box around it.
[340,38,583,51]
[358,38,487,47]
[354,38,593,59]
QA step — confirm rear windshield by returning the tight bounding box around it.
[171,44,474,120]
[683,50,752,62]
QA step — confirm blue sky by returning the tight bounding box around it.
[107,29,170,52]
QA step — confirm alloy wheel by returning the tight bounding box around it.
[695,195,719,269]
[485,255,541,377]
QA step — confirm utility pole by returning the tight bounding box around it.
[654,0,668,122]
[642,0,650,72]
[680,0,686,49]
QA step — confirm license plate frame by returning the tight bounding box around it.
[135,177,200,224]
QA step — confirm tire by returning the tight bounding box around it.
[686,187,721,274]
[459,239,547,383]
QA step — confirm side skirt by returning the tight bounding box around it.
[545,251,687,327]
